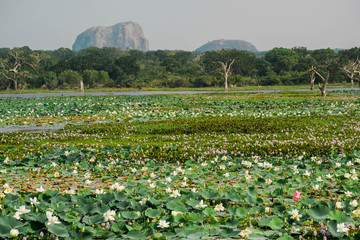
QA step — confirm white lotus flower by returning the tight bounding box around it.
[158,219,170,228]
[195,200,207,208]
[13,212,21,220]
[239,228,252,238]
[201,162,207,167]
[64,188,76,195]
[10,229,19,237]
[350,200,358,207]
[171,211,182,217]
[95,189,105,194]
[170,189,181,198]
[4,187,12,194]
[176,167,185,174]
[36,186,45,192]
[325,174,332,179]
[103,210,116,222]
[352,209,360,217]
[345,191,353,197]
[139,198,147,205]
[337,223,349,233]
[30,197,40,206]
[110,183,125,192]
[46,211,61,225]
[17,205,30,214]
[214,203,225,212]
[85,180,92,185]
[289,209,302,221]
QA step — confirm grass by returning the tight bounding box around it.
[0,83,357,94]
[1,90,360,239]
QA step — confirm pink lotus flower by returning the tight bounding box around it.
[293,190,301,201]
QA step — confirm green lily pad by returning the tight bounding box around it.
[308,202,330,220]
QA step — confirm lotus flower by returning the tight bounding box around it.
[293,190,301,201]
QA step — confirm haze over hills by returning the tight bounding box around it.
[194,39,258,53]
[72,21,149,51]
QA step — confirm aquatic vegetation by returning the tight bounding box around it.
[0,91,359,239]
[0,147,360,239]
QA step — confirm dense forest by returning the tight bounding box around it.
[0,46,359,90]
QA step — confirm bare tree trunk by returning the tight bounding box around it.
[311,67,329,97]
[216,60,234,91]
[318,72,329,97]
[13,71,18,91]
[224,71,228,91]
[310,66,316,90]
[80,79,84,91]
[318,83,327,97]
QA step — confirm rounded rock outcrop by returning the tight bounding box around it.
[72,21,149,51]
[195,39,257,53]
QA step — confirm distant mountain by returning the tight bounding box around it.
[72,21,149,51]
[333,48,345,53]
[195,39,257,53]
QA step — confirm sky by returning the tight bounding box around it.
[0,0,359,52]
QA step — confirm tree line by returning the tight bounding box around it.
[0,46,359,92]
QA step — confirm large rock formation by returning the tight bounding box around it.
[72,21,149,51]
[195,39,257,53]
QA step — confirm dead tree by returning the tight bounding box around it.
[216,59,235,91]
[340,58,360,87]
[0,49,39,90]
[310,66,316,90]
[310,66,329,97]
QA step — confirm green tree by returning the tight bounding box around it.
[115,56,140,75]
[82,70,113,88]
[58,70,83,89]
[162,56,180,73]
[265,47,299,74]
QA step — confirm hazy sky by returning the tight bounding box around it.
[0,0,359,51]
